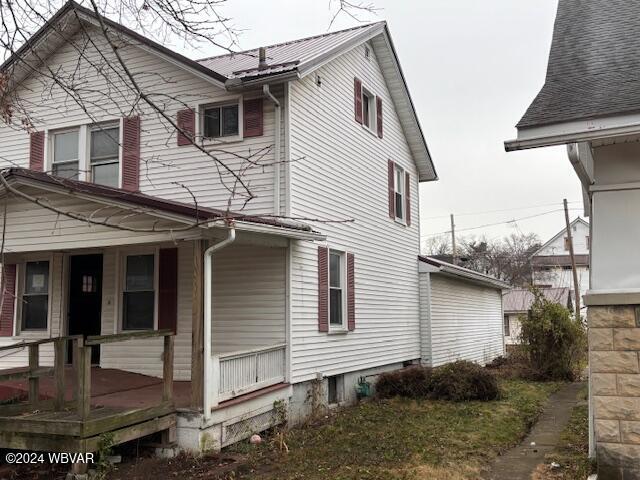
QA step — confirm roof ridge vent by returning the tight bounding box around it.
[258,47,267,70]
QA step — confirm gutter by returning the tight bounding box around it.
[263,85,281,216]
[203,225,236,420]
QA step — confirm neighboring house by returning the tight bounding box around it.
[419,257,509,366]
[0,2,439,453]
[530,217,590,304]
[505,0,640,476]
[502,287,572,345]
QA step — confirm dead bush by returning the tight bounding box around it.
[375,366,432,399]
[429,361,500,402]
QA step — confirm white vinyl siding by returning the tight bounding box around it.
[425,274,504,367]
[288,43,421,382]
[0,25,280,215]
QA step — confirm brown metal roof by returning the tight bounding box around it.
[1,168,315,233]
[503,287,572,313]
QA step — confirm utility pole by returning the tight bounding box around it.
[450,214,457,265]
[563,198,581,319]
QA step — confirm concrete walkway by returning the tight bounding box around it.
[488,381,586,480]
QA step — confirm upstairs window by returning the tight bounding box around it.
[123,254,155,330]
[362,88,375,130]
[52,130,80,179]
[203,103,239,138]
[586,236,590,250]
[564,237,570,250]
[22,261,49,331]
[394,164,405,222]
[90,124,120,187]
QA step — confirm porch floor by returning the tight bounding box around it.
[0,366,192,409]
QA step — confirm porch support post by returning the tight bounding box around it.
[190,239,205,410]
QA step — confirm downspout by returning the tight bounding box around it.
[203,224,236,420]
[263,85,281,216]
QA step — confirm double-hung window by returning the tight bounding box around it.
[203,103,239,138]
[52,130,80,179]
[329,251,345,328]
[22,261,49,331]
[394,164,405,222]
[90,124,120,187]
[361,88,375,130]
[123,254,155,330]
[503,315,510,337]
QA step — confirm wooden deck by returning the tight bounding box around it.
[0,331,180,452]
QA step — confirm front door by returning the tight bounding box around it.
[68,254,103,364]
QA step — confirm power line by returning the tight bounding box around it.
[421,207,584,239]
[422,201,582,221]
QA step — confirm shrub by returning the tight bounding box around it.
[375,366,432,399]
[428,360,500,401]
[519,289,587,381]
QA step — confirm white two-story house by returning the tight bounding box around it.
[0,1,437,453]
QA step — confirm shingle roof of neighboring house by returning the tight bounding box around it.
[503,287,572,313]
[531,255,589,268]
[517,0,640,128]
[0,168,319,236]
[419,256,511,290]
[198,22,385,80]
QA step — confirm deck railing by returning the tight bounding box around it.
[210,343,286,406]
[0,330,175,420]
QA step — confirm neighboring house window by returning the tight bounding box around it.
[90,124,120,187]
[203,103,239,138]
[361,87,375,130]
[503,314,510,337]
[394,164,405,222]
[123,254,155,330]
[564,237,570,250]
[22,261,49,331]
[52,129,80,179]
[586,236,590,250]
[329,250,345,328]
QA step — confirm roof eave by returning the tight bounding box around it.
[419,256,510,290]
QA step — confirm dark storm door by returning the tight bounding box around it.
[68,254,103,364]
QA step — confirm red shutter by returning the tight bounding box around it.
[177,108,195,146]
[354,78,363,124]
[405,172,411,227]
[0,265,16,337]
[347,253,355,331]
[158,248,178,334]
[318,246,329,333]
[244,98,264,137]
[388,159,395,219]
[122,116,140,192]
[376,96,383,138]
[29,131,44,172]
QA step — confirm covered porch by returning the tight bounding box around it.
[0,168,322,450]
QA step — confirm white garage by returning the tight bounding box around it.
[419,256,509,367]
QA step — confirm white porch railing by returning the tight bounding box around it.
[210,343,286,406]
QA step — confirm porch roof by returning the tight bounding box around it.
[0,168,323,241]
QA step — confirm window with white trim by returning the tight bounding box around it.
[203,103,239,138]
[52,129,80,179]
[394,164,405,222]
[123,254,155,330]
[361,87,375,130]
[49,123,121,187]
[329,250,346,328]
[503,314,510,337]
[90,124,120,187]
[22,261,49,331]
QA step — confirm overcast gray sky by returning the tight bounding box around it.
[189,0,583,248]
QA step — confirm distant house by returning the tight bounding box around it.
[502,287,572,345]
[530,217,590,303]
[419,257,509,366]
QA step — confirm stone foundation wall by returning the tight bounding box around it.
[590,305,640,479]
